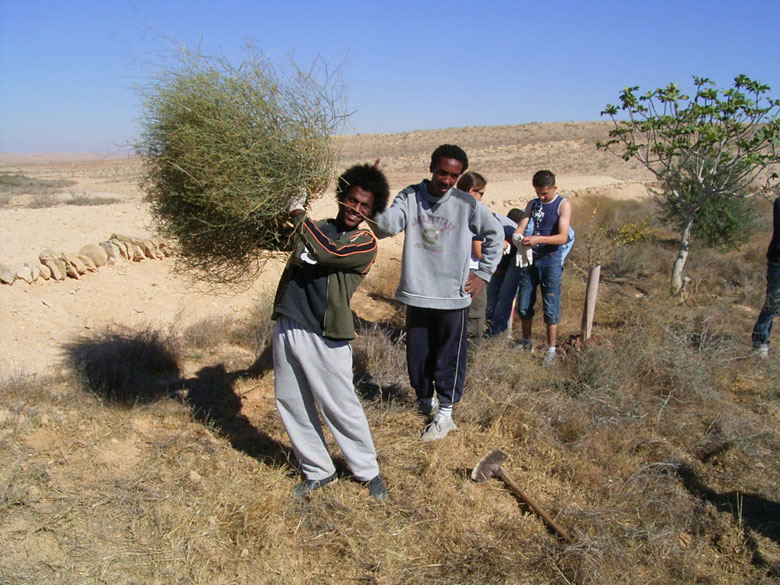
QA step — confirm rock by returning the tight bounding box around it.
[30,263,41,282]
[16,263,33,284]
[111,233,142,246]
[38,263,51,280]
[109,238,130,260]
[39,258,64,280]
[60,253,82,279]
[77,254,97,272]
[79,243,108,267]
[129,243,145,262]
[0,263,16,285]
[99,241,120,262]
[141,240,158,259]
[39,249,67,280]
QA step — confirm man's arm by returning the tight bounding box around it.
[466,204,503,296]
[371,188,411,238]
[294,214,377,273]
[513,204,534,237]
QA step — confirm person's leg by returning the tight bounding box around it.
[516,265,538,345]
[539,255,563,351]
[468,283,487,338]
[486,269,505,324]
[546,323,558,348]
[406,305,435,402]
[752,261,780,346]
[303,335,380,482]
[273,317,336,481]
[431,307,469,409]
[489,262,524,336]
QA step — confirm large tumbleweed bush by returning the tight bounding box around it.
[136,48,347,285]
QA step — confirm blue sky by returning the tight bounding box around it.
[1,0,779,153]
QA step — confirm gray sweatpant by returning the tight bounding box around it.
[273,315,379,482]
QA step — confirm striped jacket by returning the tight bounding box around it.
[273,214,377,340]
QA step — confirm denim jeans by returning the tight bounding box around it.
[752,261,780,345]
[486,261,525,336]
[516,253,563,325]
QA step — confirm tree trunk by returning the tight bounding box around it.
[670,213,695,295]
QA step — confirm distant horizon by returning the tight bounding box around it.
[2,0,778,153]
[0,119,616,156]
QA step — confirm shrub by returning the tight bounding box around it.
[136,47,348,285]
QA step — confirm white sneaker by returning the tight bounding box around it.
[756,343,769,359]
[543,347,557,366]
[420,415,456,442]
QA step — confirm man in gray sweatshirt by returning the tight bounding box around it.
[373,145,503,440]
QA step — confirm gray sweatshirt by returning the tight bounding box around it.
[373,180,503,309]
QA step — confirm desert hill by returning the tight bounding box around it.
[0,121,654,376]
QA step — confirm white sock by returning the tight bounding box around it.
[437,405,453,419]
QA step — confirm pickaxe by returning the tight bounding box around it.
[472,448,572,542]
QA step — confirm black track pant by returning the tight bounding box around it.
[405,305,469,408]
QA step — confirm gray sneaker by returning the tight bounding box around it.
[543,348,557,366]
[291,472,338,499]
[518,338,534,351]
[366,475,388,500]
[420,415,456,442]
[417,396,439,416]
[756,343,769,359]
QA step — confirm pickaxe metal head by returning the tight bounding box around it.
[471,448,507,482]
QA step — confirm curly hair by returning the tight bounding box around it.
[430,144,469,173]
[336,163,391,216]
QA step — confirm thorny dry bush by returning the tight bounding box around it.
[2,217,780,584]
[137,46,347,287]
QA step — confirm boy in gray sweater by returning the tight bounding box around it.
[373,145,503,440]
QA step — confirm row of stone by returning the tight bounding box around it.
[0,234,173,286]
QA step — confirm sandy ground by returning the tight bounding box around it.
[0,122,653,377]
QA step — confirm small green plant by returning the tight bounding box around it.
[0,171,76,195]
[65,193,122,206]
[599,75,780,294]
[27,193,58,208]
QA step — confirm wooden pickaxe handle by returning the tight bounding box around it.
[496,467,572,543]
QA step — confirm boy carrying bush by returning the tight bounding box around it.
[272,164,390,499]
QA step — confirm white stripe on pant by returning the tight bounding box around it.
[273,315,379,482]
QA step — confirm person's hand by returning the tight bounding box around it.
[503,240,511,255]
[521,235,537,247]
[288,186,308,215]
[465,272,487,298]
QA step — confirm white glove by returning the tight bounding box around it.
[502,241,511,255]
[511,232,524,248]
[288,186,308,214]
[515,246,533,267]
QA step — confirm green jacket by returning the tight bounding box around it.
[273,214,377,340]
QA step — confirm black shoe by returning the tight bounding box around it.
[366,475,388,500]
[291,472,338,499]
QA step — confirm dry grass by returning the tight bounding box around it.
[65,193,122,206]
[2,217,780,584]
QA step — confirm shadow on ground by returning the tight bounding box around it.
[677,463,780,569]
[64,329,291,467]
